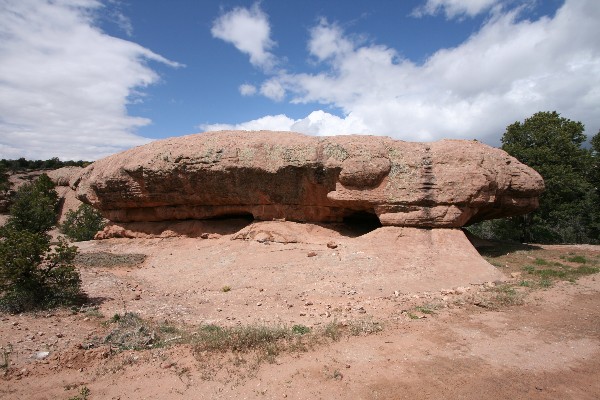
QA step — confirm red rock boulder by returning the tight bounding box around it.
[75,131,544,228]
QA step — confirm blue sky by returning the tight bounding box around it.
[1,0,598,160]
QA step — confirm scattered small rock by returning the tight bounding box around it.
[454,287,469,294]
[327,241,338,249]
[307,251,317,257]
[33,351,50,360]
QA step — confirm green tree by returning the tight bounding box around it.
[497,111,597,243]
[61,204,106,241]
[591,131,600,191]
[0,163,9,193]
[0,173,85,311]
[0,227,82,312]
[7,174,59,234]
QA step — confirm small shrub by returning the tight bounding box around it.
[0,227,83,312]
[414,305,437,315]
[291,324,311,335]
[61,204,105,241]
[67,386,90,400]
[323,321,342,341]
[104,312,162,350]
[221,285,231,293]
[1,344,12,369]
[539,278,552,288]
[534,258,549,265]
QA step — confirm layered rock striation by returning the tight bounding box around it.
[75,131,544,228]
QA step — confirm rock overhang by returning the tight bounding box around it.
[74,130,544,228]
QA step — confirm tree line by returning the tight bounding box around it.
[0,157,90,172]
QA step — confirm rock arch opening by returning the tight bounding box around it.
[342,210,382,236]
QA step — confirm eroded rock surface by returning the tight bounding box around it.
[75,131,543,228]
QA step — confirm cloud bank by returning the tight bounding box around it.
[411,0,502,19]
[0,0,180,161]
[207,0,600,145]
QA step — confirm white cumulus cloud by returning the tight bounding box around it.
[211,0,600,144]
[0,0,181,161]
[211,3,276,70]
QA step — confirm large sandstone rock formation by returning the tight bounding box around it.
[75,131,543,228]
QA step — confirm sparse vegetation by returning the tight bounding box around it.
[520,260,599,286]
[414,304,437,315]
[95,312,382,371]
[67,386,90,400]
[103,312,184,351]
[1,344,12,370]
[74,252,146,268]
[221,285,231,292]
[61,203,106,241]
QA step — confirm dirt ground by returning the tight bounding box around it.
[1,222,599,400]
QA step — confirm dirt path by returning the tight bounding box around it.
[1,237,599,400]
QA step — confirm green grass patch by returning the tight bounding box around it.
[534,269,567,279]
[523,265,535,273]
[566,255,587,264]
[291,324,311,335]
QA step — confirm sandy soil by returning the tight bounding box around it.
[1,223,599,400]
